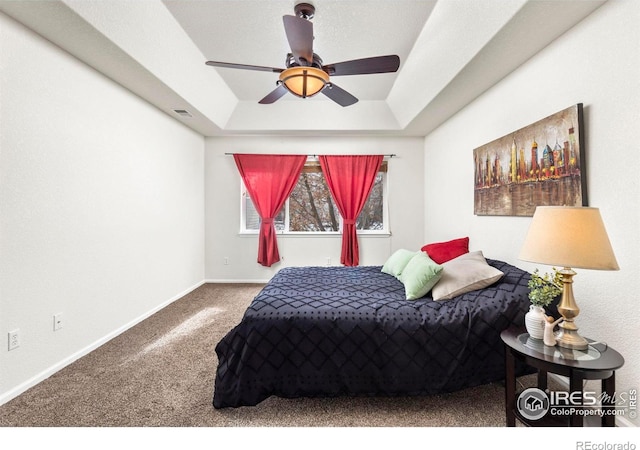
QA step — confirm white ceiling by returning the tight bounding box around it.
[164,0,433,102]
[0,0,607,137]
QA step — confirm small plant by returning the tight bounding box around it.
[528,268,563,307]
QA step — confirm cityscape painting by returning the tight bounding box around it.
[473,103,587,216]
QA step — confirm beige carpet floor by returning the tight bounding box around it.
[0,283,542,427]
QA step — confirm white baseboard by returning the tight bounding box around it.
[203,279,269,284]
[615,414,637,427]
[0,280,206,407]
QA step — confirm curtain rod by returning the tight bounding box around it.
[224,153,396,158]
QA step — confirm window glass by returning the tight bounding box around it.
[242,162,387,234]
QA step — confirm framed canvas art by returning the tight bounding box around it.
[473,103,587,217]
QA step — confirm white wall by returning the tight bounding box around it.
[205,136,424,282]
[423,0,639,426]
[0,13,205,403]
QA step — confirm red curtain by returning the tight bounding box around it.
[319,155,383,266]
[234,154,306,267]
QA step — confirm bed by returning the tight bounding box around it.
[213,258,532,408]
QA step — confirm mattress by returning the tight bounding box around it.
[213,260,531,408]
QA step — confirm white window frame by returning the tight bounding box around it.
[239,162,389,236]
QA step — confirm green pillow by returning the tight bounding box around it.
[400,252,443,300]
[381,249,417,279]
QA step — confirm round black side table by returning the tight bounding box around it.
[501,327,624,427]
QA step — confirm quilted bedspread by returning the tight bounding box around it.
[213,260,531,408]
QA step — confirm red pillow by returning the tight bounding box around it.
[421,237,469,264]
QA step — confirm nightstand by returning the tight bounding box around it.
[501,327,624,427]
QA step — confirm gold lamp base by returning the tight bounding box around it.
[555,324,589,350]
[555,267,589,351]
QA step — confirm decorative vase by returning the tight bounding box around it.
[525,305,546,340]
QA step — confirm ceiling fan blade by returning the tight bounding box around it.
[259,84,289,104]
[323,55,400,76]
[283,15,314,65]
[206,61,284,73]
[322,83,358,107]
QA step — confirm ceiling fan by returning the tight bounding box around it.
[205,2,400,107]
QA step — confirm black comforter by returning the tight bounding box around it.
[213,260,531,408]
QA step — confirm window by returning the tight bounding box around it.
[241,161,388,234]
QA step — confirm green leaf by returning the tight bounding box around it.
[528,268,563,307]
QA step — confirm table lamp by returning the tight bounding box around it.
[519,206,619,350]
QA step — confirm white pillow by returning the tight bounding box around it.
[431,251,504,301]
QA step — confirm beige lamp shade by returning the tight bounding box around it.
[519,206,619,270]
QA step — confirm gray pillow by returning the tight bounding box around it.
[431,251,504,301]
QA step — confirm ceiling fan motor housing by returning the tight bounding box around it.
[285,52,324,69]
[294,3,315,20]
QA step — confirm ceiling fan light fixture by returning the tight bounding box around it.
[279,66,329,98]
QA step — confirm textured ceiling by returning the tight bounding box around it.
[163,0,434,102]
[0,0,608,136]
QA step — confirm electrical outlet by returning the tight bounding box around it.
[326,257,331,266]
[53,313,63,331]
[223,257,229,266]
[8,329,20,351]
